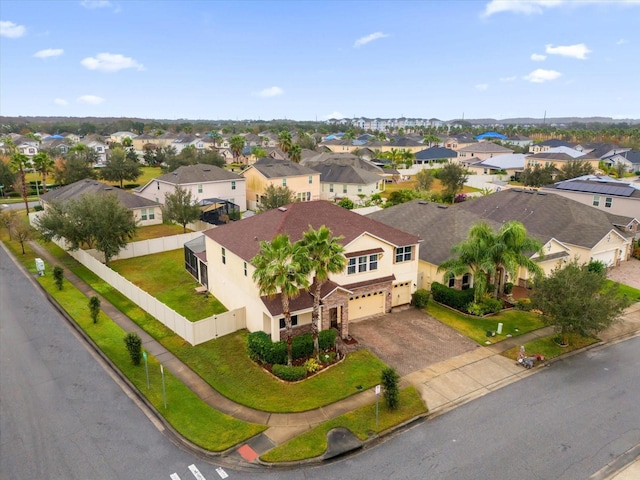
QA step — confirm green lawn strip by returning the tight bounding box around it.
[426,302,545,344]
[166,331,389,412]
[261,386,427,463]
[132,223,189,241]
[501,333,599,362]
[603,279,640,303]
[110,249,226,320]
[33,272,266,451]
[14,238,391,412]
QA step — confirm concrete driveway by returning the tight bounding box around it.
[608,257,640,290]
[348,308,479,376]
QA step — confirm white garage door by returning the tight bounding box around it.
[349,291,385,321]
[591,250,616,267]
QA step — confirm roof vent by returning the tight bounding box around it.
[437,204,448,209]
[278,207,287,212]
[418,201,428,205]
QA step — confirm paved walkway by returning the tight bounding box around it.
[23,240,640,466]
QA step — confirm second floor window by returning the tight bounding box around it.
[605,197,612,208]
[308,175,313,184]
[343,185,348,194]
[231,181,236,190]
[198,184,203,193]
[329,184,334,193]
[221,247,226,264]
[395,246,412,263]
[347,254,379,275]
[282,178,287,187]
[593,195,600,206]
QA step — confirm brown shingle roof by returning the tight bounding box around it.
[40,179,160,209]
[204,200,420,262]
[154,163,243,184]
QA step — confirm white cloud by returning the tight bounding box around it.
[530,53,546,61]
[80,0,112,8]
[80,52,144,72]
[0,20,26,38]
[34,48,64,59]
[616,38,628,45]
[483,0,640,17]
[255,86,284,97]
[353,32,390,48]
[545,43,591,59]
[523,68,562,83]
[499,75,517,82]
[325,111,344,120]
[475,83,489,91]
[54,98,69,106]
[77,94,105,105]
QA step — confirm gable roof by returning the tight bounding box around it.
[536,139,574,148]
[40,178,160,209]
[204,200,420,263]
[249,158,317,178]
[415,146,458,160]
[457,142,514,154]
[311,164,383,185]
[472,153,528,169]
[152,163,243,185]
[368,190,634,265]
[301,152,383,172]
[456,190,634,248]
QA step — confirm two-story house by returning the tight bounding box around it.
[241,158,321,211]
[135,163,247,210]
[199,200,420,340]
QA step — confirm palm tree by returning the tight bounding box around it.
[229,135,245,164]
[437,222,496,303]
[487,221,543,298]
[300,226,346,359]
[10,152,31,214]
[252,234,310,366]
[278,130,292,154]
[288,144,302,163]
[32,151,54,193]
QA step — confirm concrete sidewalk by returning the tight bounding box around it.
[22,239,640,466]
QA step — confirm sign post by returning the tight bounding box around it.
[160,364,167,408]
[375,384,381,429]
[143,351,149,389]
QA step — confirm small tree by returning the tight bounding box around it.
[530,259,630,345]
[53,266,64,290]
[438,162,468,202]
[163,185,201,232]
[381,367,400,410]
[124,332,142,365]
[89,296,101,323]
[415,169,435,191]
[258,184,295,212]
[100,147,141,188]
[11,215,34,254]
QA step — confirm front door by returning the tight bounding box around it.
[329,307,339,329]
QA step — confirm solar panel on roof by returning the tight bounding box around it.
[556,182,634,197]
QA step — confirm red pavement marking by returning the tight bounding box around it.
[237,444,259,462]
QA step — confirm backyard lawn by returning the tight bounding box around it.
[131,223,189,241]
[382,176,479,200]
[110,249,225,320]
[425,301,546,344]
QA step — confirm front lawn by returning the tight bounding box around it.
[166,330,390,412]
[260,386,427,462]
[502,333,599,362]
[604,279,640,303]
[110,249,226,320]
[426,301,545,344]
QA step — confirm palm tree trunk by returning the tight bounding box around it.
[312,280,322,360]
[282,296,293,366]
[20,168,29,214]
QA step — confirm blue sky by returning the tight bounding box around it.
[1,0,639,121]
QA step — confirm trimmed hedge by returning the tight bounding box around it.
[431,282,475,311]
[411,289,430,309]
[272,364,307,381]
[247,329,337,366]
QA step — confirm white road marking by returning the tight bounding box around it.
[216,467,229,479]
[170,474,181,480]
[189,464,207,480]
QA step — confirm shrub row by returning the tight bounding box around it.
[467,297,503,316]
[431,282,475,311]
[247,329,337,365]
[272,364,307,381]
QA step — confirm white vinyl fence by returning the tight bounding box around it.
[30,222,246,345]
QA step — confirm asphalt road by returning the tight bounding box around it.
[1,243,639,480]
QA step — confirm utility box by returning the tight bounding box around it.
[497,322,503,334]
[35,258,45,276]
